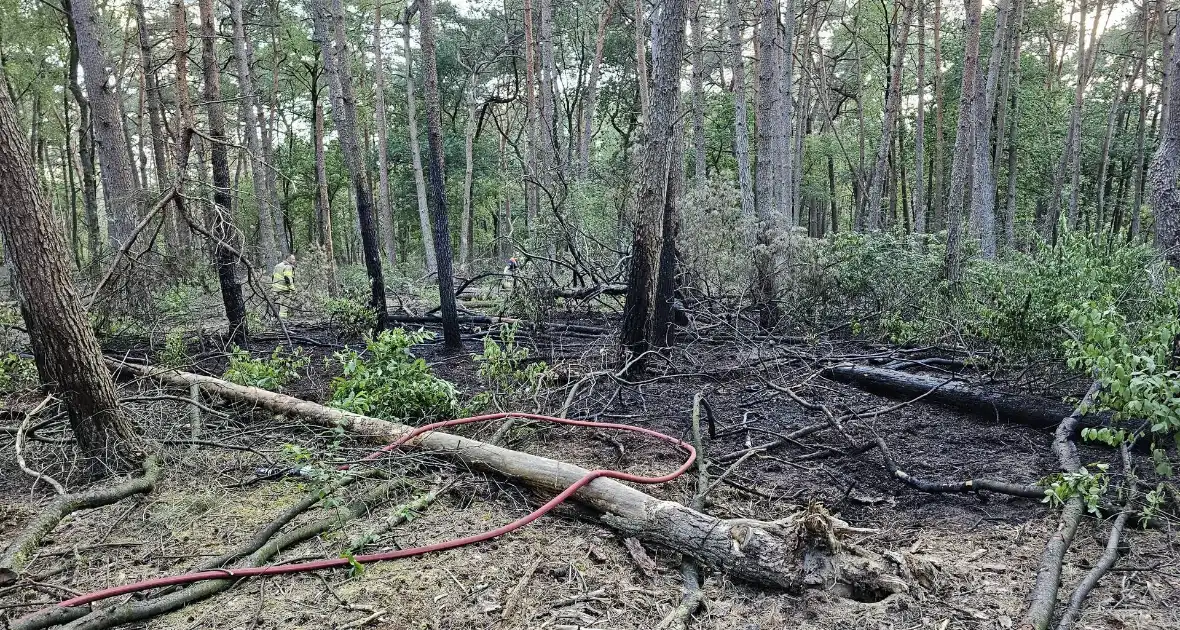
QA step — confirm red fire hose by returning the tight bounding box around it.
[50,412,695,609]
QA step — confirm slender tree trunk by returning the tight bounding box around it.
[313,0,390,330]
[1096,64,1131,231]
[134,0,178,254]
[199,0,248,344]
[690,0,706,187]
[968,0,1010,259]
[403,18,438,273]
[932,0,945,229]
[230,0,278,266]
[68,0,139,249]
[417,0,462,349]
[753,0,783,325]
[866,0,913,230]
[912,0,927,235]
[62,2,101,265]
[1149,6,1180,269]
[944,0,982,282]
[460,84,477,273]
[0,83,137,469]
[261,18,288,254]
[729,0,755,221]
[1047,0,1093,241]
[620,0,687,367]
[1000,0,1025,250]
[578,0,616,178]
[538,0,560,186]
[309,68,339,294]
[373,2,396,267]
[634,0,651,125]
[1129,6,1154,243]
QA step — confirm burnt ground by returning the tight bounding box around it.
[2,314,1179,630]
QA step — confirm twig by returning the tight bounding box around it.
[14,396,66,495]
[85,189,177,309]
[120,395,230,419]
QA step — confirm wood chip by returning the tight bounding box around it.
[622,537,658,578]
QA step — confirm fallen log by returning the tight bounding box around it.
[821,365,1108,432]
[109,360,917,597]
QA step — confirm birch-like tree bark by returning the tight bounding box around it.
[865,0,912,230]
[373,2,397,267]
[402,16,438,273]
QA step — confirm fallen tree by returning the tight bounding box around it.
[821,365,1109,432]
[108,359,922,597]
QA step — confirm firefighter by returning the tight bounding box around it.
[271,254,296,319]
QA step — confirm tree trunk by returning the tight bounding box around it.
[1149,6,1180,269]
[634,0,650,125]
[199,0,248,345]
[68,0,139,250]
[538,0,560,188]
[0,78,137,468]
[913,0,927,235]
[417,0,462,349]
[133,0,178,254]
[1129,7,1154,243]
[230,0,278,266]
[728,0,755,221]
[1002,0,1025,250]
[778,0,798,225]
[402,18,438,273]
[117,361,917,596]
[578,0,616,178]
[865,0,913,231]
[460,83,478,274]
[968,0,1010,259]
[1096,64,1131,231]
[620,0,687,368]
[943,0,981,283]
[1046,0,1090,242]
[62,1,101,265]
[753,0,782,326]
[373,2,396,267]
[313,0,390,331]
[689,0,706,188]
[310,69,339,293]
[932,0,945,229]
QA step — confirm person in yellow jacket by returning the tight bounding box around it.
[271,254,296,319]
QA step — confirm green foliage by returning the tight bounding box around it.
[328,329,459,423]
[798,232,1164,362]
[0,352,36,392]
[155,284,201,322]
[322,296,377,338]
[1042,463,1110,516]
[159,331,189,368]
[470,324,549,410]
[1065,274,1180,440]
[222,346,310,390]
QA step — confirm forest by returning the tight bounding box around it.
[0,0,1178,625]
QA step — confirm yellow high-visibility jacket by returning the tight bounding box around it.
[272,261,294,292]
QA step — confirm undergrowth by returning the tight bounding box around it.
[327,329,459,424]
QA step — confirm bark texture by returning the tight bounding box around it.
[418,0,463,348]
[1149,7,1180,268]
[0,84,136,465]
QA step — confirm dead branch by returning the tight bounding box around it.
[1019,381,1100,630]
[0,456,161,587]
[874,437,1044,498]
[33,479,405,630]
[14,395,65,495]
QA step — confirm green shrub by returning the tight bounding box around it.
[159,331,189,368]
[322,296,376,338]
[1067,272,1180,445]
[0,353,36,391]
[222,345,310,390]
[328,329,459,423]
[471,324,549,410]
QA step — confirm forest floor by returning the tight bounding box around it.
[1,312,1178,630]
